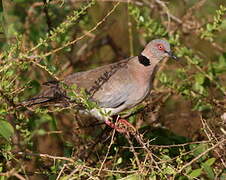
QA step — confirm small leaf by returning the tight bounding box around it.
[195,73,205,84]
[116,157,123,165]
[204,158,216,166]
[202,163,215,179]
[148,173,156,180]
[0,120,14,141]
[164,166,176,175]
[189,168,202,178]
[121,174,141,180]
[206,24,213,31]
[0,109,7,115]
[37,129,46,135]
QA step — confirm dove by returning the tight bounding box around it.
[23,39,177,133]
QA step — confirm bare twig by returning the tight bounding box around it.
[124,133,142,171]
[56,164,67,180]
[17,152,75,163]
[42,2,120,58]
[0,169,27,180]
[177,138,226,174]
[98,124,116,175]
[200,114,226,168]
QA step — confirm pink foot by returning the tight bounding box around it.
[104,119,136,133]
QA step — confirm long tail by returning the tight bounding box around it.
[18,81,68,108]
[20,96,58,107]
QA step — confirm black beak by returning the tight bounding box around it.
[165,51,178,60]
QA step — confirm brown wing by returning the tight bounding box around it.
[91,66,134,108]
[22,58,131,107]
[63,58,129,90]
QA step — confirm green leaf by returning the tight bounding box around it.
[195,73,205,85]
[116,157,123,165]
[206,24,213,31]
[36,129,46,136]
[0,109,7,115]
[121,174,142,180]
[148,173,156,180]
[202,163,215,179]
[164,166,176,175]
[204,158,216,166]
[0,120,14,141]
[220,169,226,180]
[0,175,7,180]
[188,168,202,178]
[193,101,212,112]
[190,144,209,160]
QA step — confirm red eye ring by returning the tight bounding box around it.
[157,44,164,51]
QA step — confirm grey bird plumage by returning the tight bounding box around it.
[23,39,177,121]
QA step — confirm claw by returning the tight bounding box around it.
[104,118,136,134]
[104,119,126,133]
[117,119,136,133]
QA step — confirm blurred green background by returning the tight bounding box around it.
[0,0,225,179]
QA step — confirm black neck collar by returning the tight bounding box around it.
[138,54,151,66]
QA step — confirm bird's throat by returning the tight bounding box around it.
[138,55,151,66]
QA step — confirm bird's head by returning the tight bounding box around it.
[142,39,178,61]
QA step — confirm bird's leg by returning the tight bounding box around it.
[104,119,126,133]
[104,116,136,133]
[117,118,137,133]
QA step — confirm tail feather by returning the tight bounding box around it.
[18,80,69,108]
[20,96,58,107]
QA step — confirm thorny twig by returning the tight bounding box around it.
[124,132,142,171]
[200,114,226,168]
[177,138,226,174]
[98,120,117,175]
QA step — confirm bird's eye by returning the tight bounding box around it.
[157,44,164,51]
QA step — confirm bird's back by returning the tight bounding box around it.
[64,58,130,93]
[23,58,131,107]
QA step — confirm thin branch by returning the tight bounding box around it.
[17,152,75,163]
[98,125,116,175]
[41,2,120,57]
[177,138,226,174]
[43,0,53,32]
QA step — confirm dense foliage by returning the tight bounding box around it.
[0,0,225,179]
